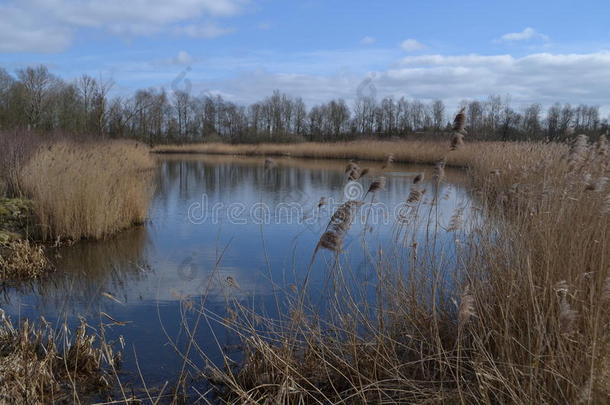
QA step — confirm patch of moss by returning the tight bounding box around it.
[0,198,35,241]
[0,231,21,244]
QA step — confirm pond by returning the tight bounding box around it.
[1,154,476,396]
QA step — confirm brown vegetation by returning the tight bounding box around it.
[0,312,122,404]
[152,139,562,171]
[19,140,154,241]
[177,134,610,404]
[0,240,51,282]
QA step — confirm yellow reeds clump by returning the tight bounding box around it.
[20,140,154,241]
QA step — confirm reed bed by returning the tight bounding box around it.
[171,134,610,403]
[19,140,154,241]
[152,139,562,172]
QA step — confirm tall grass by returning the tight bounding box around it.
[20,140,154,241]
[158,136,610,403]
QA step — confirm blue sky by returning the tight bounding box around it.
[1,0,610,112]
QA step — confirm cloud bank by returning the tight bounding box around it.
[0,0,246,52]
[180,51,610,113]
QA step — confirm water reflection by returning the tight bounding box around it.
[1,154,474,387]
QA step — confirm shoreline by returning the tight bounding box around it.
[151,140,554,171]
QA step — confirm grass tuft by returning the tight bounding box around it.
[20,140,154,241]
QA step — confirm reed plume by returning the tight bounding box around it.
[433,160,445,183]
[317,231,343,252]
[458,286,476,327]
[345,161,358,174]
[447,206,465,232]
[450,132,465,151]
[367,177,386,194]
[314,200,363,255]
[406,188,425,204]
[226,276,240,289]
[264,157,277,170]
[382,154,394,169]
[568,134,589,168]
[347,166,369,181]
[452,107,467,134]
[413,173,424,184]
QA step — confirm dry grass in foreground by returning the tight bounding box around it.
[20,140,154,241]
[0,311,122,404]
[0,240,51,282]
[174,135,610,404]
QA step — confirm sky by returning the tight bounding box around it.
[1,0,610,113]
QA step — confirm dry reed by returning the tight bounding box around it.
[0,311,121,404]
[19,140,154,241]
[194,133,610,404]
[0,240,51,281]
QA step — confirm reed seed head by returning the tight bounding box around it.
[458,286,476,327]
[382,154,394,169]
[264,157,277,170]
[368,177,386,194]
[317,231,342,252]
[407,188,426,203]
[450,132,465,151]
[452,107,467,134]
[433,160,445,183]
[345,161,359,174]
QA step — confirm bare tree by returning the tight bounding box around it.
[431,100,445,133]
[16,65,56,130]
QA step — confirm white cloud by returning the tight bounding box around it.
[0,5,72,52]
[499,27,549,42]
[401,39,426,52]
[175,23,235,39]
[171,51,610,114]
[133,51,195,73]
[360,36,376,45]
[172,51,194,65]
[0,0,246,52]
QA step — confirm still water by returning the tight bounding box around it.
[1,155,474,393]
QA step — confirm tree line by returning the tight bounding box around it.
[0,65,606,144]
